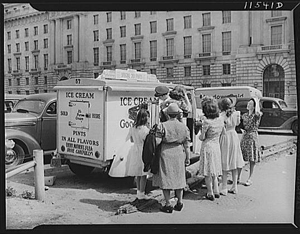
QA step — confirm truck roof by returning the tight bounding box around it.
[195,86,258,91]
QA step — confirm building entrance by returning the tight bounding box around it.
[263,64,284,100]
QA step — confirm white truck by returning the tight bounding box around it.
[53,69,198,176]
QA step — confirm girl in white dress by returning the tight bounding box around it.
[125,109,151,200]
[219,98,245,195]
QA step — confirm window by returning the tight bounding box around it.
[271,11,282,17]
[184,66,191,77]
[106,28,112,39]
[25,56,29,70]
[44,54,48,69]
[150,21,157,33]
[94,73,99,79]
[271,25,282,45]
[8,79,12,86]
[16,30,19,39]
[26,90,30,95]
[8,59,12,72]
[184,36,192,56]
[25,41,29,51]
[223,64,231,75]
[26,77,29,85]
[16,43,20,52]
[16,57,20,70]
[203,65,210,75]
[120,44,126,62]
[150,68,156,74]
[25,28,29,37]
[43,24,48,33]
[44,38,48,48]
[67,51,72,64]
[44,76,47,84]
[120,26,126,37]
[166,18,174,31]
[34,26,38,35]
[93,14,99,24]
[222,11,231,24]
[150,11,156,15]
[202,13,211,26]
[120,11,126,20]
[17,78,20,86]
[7,31,11,40]
[35,77,39,85]
[44,90,48,93]
[67,20,72,29]
[106,46,112,62]
[134,23,141,35]
[34,55,39,69]
[166,67,174,77]
[202,34,211,53]
[67,35,72,45]
[222,31,231,55]
[93,47,99,65]
[7,44,11,54]
[135,11,141,18]
[150,40,157,59]
[166,38,174,56]
[134,42,141,59]
[93,30,99,41]
[107,12,112,22]
[184,15,192,29]
[34,40,38,50]
[35,89,39,94]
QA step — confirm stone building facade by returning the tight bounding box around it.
[4,4,297,107]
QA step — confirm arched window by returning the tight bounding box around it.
[263,64,284,99]
[59,76,68,81]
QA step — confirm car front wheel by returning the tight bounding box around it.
[292,120,298,135]
[6,143,25,168]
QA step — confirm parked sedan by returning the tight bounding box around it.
[5,93,57,168]
[235,97,298,135]
[5,93,26,113]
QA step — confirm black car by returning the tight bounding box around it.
[235,97,298,135]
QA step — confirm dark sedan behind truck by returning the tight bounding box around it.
[235,97,298,135]
[5,93,57,168]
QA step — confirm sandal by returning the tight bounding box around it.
[205,193,215,201]
[174,202,183,211]
[228,188,238,194]
[160,205,173,213]
[220,189,228,196]
[245,180,252,186]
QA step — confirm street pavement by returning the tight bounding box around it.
[110,133,298,225]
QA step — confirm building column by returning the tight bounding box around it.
[73,15,79,62]
[55,18,63,64]
[50,20,55,64]
[79,14,87,62]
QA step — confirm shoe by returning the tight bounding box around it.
[205,193,215,201]
[227,180,233,185]
[174,202,183,211]
[245,180,252,186]
[214,193,220,198]
[160,205,173,213]
[220,189,228,196]
[237,179,240,185]
[139,193,151,200]
[228,188,238,194]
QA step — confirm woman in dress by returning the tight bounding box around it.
[219,98,245,195]
[238,97,262,186]
[152,103,191,213]
[198,96,224,201]
[126,108,151,200]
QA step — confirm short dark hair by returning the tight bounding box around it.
[202,96,219,119]
[219,98,234,117]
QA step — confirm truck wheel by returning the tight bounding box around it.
[292,120,298,135]
[68,162,94,176]
[6,143,25,168]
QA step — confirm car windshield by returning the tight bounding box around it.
[278,100,288,108]
[12,99,46,114]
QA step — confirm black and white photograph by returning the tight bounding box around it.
[2,1,300,232]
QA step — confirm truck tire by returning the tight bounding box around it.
[68,162,95,176]
[6,143,25,168]
[292,120,298,135]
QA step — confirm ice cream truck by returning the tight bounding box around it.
[53,69,198,177]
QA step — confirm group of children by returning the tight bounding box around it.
[123,84,263,209]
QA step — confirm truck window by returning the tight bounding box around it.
[46,102,57,115]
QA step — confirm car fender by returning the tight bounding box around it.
[5,128,41,156]
[277,115,298,129]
